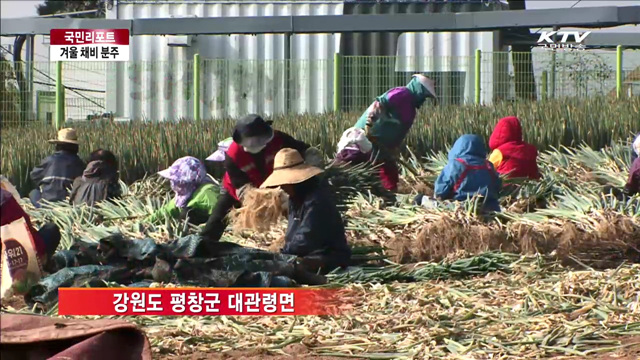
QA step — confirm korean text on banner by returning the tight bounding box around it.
[1,218,44,299]
[58,288,349,316]
[49,29,130,62]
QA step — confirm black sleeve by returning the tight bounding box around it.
[224,153,252,190]
[278,131,310,154]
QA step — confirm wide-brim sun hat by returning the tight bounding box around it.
[232,114,274,147]
[260,148,324,189]
[48,128,79,145]
[412,74,438,101]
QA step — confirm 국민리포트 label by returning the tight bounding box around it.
[49,29,130,61]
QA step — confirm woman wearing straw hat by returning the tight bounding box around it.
[341,74,437,192]
[260,148,351,274]
[29,128,85,207]
[200,114,322,242]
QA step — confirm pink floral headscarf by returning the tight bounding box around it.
[158,156,210,208]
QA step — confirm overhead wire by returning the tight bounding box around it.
[0,45,105,109]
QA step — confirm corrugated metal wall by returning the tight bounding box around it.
[107,0,343,120]
[340,0,506,56]
[340,0,507,107]
[107,0,508,119]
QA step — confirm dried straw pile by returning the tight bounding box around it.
[228,188,288,232]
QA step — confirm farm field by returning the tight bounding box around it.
[1,97,639,359]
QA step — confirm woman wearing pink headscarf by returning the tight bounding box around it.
[146,156,218,225]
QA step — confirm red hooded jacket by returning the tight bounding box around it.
[488,116,541,180]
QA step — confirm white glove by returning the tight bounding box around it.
[337,127,373,155]
[304,147,324,168]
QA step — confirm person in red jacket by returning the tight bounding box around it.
[488,116,541,180]
[199,114,316,242]
[1,188,60,268]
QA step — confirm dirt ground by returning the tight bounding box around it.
[156,344,360,359]
[155,338,640,360]
[156,339,640,360]
[1,295,27,310]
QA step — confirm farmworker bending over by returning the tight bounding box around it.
[416,135,501,212]
[200,114,319,242]
[345,74,437,191]
[147,156,218,225]
[488,116,541,180]
[29,128,85,208]
[261,148,351,273]
[1,188,60,268]
[624,134,640,196]
[70,149,122,206]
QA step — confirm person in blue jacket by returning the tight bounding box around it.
[416,134,502,212]
[29,128,85,207]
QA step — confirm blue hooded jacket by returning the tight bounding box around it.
[434,134,502,212]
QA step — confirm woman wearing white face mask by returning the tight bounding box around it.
[200,114,315,242]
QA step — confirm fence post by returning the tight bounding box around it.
[541,71,548,100]
[55,61,64,129]
[194,53,201,122]
[616,45,623,99]
[333,52,342,112]
[474,49,481,104]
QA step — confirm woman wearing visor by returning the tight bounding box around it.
[200,114,319,242]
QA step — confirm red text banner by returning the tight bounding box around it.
[49,29,129,61]
[50,29,130,45]
[58,288,347,316]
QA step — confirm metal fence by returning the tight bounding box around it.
[1,49,639,128]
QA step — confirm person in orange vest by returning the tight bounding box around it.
[200,114,315,242]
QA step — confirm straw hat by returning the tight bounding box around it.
[48,128,79,145]
[260,148,324,188]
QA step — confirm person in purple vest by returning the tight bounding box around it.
[339,74,437,192]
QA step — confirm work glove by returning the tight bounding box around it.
[366,101,383,127]
[303,147,324,168]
